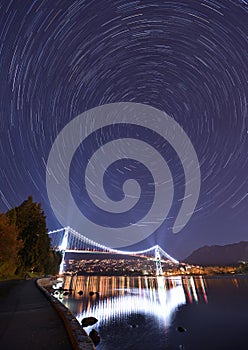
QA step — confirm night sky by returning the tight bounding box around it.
[1,0,248,260]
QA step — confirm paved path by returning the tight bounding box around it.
[0,279,73,350]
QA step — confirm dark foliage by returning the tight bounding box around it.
[0,196,61,279]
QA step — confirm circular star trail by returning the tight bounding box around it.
[0,0,248,258]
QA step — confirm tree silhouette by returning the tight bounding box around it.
[4,196,61,276]
[0,214,22,278]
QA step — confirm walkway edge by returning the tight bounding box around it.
[36,278,96,350]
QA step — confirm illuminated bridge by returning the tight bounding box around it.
[48,227,179,275]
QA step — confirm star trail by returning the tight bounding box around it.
[1,0,248,259]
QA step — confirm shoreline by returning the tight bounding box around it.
[62,271,248,278]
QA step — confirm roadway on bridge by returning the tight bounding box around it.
[0,279,73,350]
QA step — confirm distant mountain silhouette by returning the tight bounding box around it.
[185,241,248,266]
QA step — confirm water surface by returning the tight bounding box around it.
[56,275,248,350]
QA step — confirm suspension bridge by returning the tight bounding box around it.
[48,227,179,275]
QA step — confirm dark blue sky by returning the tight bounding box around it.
[1,0,248,259]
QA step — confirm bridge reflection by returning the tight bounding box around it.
[58,275,208,331]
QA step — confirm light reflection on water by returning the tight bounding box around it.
[54,275,248,349]
[76,276,186,331]
[54,275,208,349]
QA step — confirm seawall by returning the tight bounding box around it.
[37,277,96,350]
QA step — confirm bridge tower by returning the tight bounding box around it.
[58,227,69,274]
[155,245,163,276]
